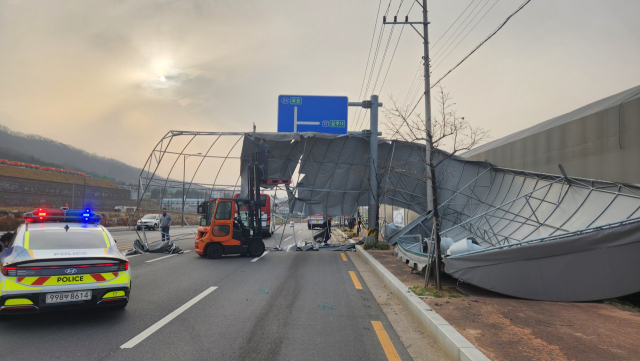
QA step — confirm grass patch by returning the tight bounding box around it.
[603,294,640,313]
[363,242,390,250]
[410,285,466,298]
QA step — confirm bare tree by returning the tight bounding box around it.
[385,85,489,167]
[383,85,489,289]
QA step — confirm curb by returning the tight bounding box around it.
[355,245,490,361]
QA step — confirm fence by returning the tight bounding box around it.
[0,175,134,211]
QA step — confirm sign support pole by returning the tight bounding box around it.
[349,96,383,242]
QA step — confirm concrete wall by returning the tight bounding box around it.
[465,96,640,186]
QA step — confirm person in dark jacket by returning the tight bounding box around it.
[322,217,332,244]
[159,208,172,242]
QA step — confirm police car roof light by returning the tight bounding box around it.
[22,208,102,224]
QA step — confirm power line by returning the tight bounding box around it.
[401,60,423,110]
[405,0,533,120]
[430,0,476,50]
[353,0,394,131]
[377,0,419,96]
[431,0,533,89]
[371,0,406,94]
[351,0,384,131]
[430,0,486,59]
[431,0,500,70]
[407,68,425,111]
[431,0,493,66]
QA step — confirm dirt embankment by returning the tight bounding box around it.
[367,249,640,361]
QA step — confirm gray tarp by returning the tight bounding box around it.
[241,133,431,216]
[444,220,640,301]
[238,131,640,301]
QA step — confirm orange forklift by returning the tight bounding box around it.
[195,153,266,259]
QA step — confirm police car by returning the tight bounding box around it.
[0,208,131,314]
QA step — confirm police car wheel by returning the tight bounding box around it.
[136,226,142,231]
[153,224,158,231]
[206,243,224,259]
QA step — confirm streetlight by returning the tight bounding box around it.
[183,153,202,226]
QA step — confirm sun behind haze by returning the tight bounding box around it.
[0,0,638,173]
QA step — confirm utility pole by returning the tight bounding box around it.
[369,94,379,241]
[384,0,441,290]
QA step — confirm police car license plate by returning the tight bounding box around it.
[46,290,92,303]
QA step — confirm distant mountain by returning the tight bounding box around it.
[0,125,144,184]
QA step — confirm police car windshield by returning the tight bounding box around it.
[142,215,156,219]
[28,229,107,250]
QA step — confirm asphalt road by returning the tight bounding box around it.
[0,223,411,360]
[111,222,320,252]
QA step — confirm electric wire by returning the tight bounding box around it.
[431,0,500,71]
[430,0,477,50]
[358,0,417,130]
[431,0,492,65]
[401,0,477,112]
[377,0,420,96]
[430,0,486,59]
[371,0,409,94]
[353,0,394,132]
[351,0,384,131]
[401,60,423,110]
[403,0,482,112]
[431,0,532,89]
[405,0,532,121]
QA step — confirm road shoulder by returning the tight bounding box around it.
[349,250,449,361]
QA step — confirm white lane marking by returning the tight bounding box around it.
[127,254,141,258]
[145,250,190,263]
[120,287,217,349]
[284,236,292,241]
[250,251,270,262]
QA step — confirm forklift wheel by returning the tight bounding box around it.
[248,240,265,258]
[206,243,224,259]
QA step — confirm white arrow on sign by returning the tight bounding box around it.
[293,106,319,132]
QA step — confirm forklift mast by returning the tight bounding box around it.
[196,152,265,239]
[248,152,264,239]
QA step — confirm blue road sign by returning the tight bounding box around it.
[278,95,348,134]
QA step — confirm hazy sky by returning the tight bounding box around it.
[1,0,639,171]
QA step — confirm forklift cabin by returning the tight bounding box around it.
[195,152,267,259]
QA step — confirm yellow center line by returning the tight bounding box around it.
[349,270,362,289]
[341,253,347,261]
[371,321,401,361]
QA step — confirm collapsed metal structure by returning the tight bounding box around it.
[138,130,640,301]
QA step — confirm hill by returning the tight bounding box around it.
[0,125,145,184]
[0,164,120,189]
